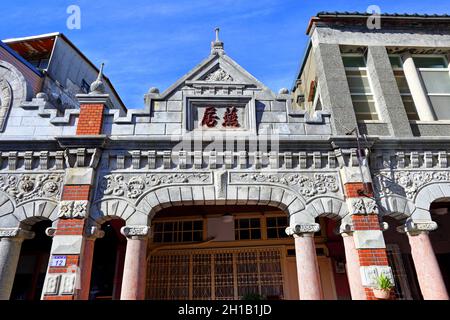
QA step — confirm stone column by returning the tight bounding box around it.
[77,226,104,300]
[340,229,366,300]
[0,228,34,300]
[401,52,435,121]
[287,224,323,300]
[400,220,449,300]
[120,226,149,300]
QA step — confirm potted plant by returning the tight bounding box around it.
[373,274,393,300]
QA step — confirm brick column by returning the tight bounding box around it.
[76,104,105,135]
[340,167,395,300]
[120,226,150,300]
[41,168,100,300]
[0,228,34,300]
[286,224,323,300]
[399,220,449,300]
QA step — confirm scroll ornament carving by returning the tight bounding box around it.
[233,173,339,199]
[204,68,233,82]
[374,171,450,199]
[285,223,321,235]
[121,225,150,238]
[0,174,62,204]
[99,173,211,200]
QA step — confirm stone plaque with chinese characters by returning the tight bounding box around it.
[193,104,247,130]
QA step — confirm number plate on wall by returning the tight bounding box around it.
[50,255,67,267]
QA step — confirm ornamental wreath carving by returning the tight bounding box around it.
[98,173,211,201]
[374,170,450,199]
[0,174,63,204]
[230,172,339,199]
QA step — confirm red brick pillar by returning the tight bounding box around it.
[41,168,103,300]
[341,167,395,300]
[76,104,105,135]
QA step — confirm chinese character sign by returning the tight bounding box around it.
[223,106,240,128]
[201,106,219,128]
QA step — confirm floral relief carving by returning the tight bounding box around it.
[98,173,211,200]
[231,172,339,199]
[0,174,63,204]
[204,68,233,82]
[374,170,450,199]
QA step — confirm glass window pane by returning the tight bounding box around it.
[389,56,403,69]
[193,231,202,242]
[250,219,260,228]
[352,97,379,121]
[342,55,366,68]
[266,218,276,228]
[240,219,249,228]
[394,73,411,94]
[346,71,371,94]
[420,71,450,94]
[267,228,278,239]
[429,96,450,120]
[251,229,261,240]
[193,221,203,231]
[413,57,448,69]
[401,96,420,121]
[240,230,250,240]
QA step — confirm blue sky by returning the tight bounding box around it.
[2,0,450,108]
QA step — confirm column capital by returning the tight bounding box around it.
[0,228,35,240]
[121,225,150,239]
[84,225,105,240]
[397,219,438,236]
[285,223,320,237]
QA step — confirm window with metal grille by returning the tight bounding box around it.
[152,220,203,243]
[147,248,284,300]
[386,244,412,300]
[234,218,261,240]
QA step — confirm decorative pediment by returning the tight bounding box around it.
[202,67,234,82]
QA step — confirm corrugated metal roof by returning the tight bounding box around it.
[316,11,450,18]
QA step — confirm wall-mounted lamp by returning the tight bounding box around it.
[222,213,233,223]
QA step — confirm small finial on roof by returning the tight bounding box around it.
[215,27,220,42]
[211,27,224,56]
[90,63,106,94]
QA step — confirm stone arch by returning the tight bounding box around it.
[377,195,416,220]
[90,197,143,226]
[411,182,450,222]
[303,196,348,220]
[0,191,59,229]
[0,60,29,104]
[137,184,304,219]
[106,184,305,226]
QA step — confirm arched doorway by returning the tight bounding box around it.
[145,205,339,300]
[89,218,126,300]
[10,220,52,300]
[429,200,450,296]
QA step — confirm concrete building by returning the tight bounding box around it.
[0,13,449,300]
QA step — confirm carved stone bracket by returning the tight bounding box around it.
[397,219,438,235]
[0,227,35,240]
[121,225,150,239]
[285,223,321,236]
[58,200,89,219]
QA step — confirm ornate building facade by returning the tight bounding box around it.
[0,13,449,300]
